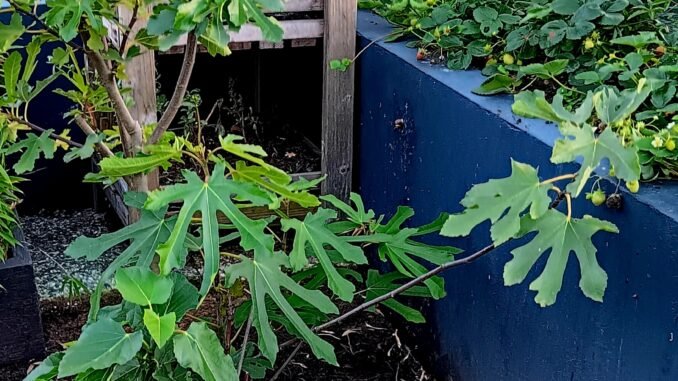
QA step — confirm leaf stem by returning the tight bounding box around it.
[540,173,576,185]
[565,193,572,221]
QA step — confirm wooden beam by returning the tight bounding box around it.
[321,1,356,201]
[173,19,323,47]
[118,6,157,127]
[265,0,324,12]
[119,6,160,192]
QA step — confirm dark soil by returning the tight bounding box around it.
[0,293,433,381]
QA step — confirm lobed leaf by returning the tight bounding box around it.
[505,210,618,306]
[441,160,552,245]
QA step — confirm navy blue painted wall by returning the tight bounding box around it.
[357,11,678,381]
[2,8,95,211]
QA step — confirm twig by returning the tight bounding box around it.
[7,115,83,148]
[269,342,303,381]
[274,244,496,371]
[119,2,140,55]
[236,309,255,378]
[150,32,198,144]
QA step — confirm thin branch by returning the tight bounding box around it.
[269,342,303,381]
[321,244,494,331]
[73,115,115,157]
[86,51,142,148]
[6,114,82,148]
[276,244,496,360]
[236,309,255,378]
[119,2,140,55]
[150,32,198,144]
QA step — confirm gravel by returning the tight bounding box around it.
[23,209,122,299]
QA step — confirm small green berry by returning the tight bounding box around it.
[590,190,606,206]
[626,180,640,193]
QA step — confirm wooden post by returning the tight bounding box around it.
[321,1,356,201]
[119,5,160,191]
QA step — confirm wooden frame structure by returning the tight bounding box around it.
[122,0,356,201]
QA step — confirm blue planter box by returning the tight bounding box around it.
[357,11,678,381]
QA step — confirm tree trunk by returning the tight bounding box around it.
[119,5,160,222]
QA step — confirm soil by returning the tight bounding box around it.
[0,292,434,381]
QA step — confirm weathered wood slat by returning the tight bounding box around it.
[173,19,323,48]
[321,2,357,201]
[265,0,324,13]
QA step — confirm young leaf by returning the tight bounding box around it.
[4,51,22,100]
[145,163,271,294]
[374,207,459,298]
[173,322,237,381]
[90,145,182,182]
[365,270,432,323]
[225,250,339,365]
[230,161,320,208]
[441,160,552,245]
[58,318,143,377]
[551,124,640,196]
[143,309,176,348]
[115,267,174,306]
[320,192,376,226]
[347,207,458,298]
[505,210,618,306]
[281,208,367,301]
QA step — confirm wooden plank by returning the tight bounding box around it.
[291,38,318,48]
[321,1,356,201]
[173,19,323,47]
[119,7,158,127]
[259,41,285,49]
[266,0,323,12]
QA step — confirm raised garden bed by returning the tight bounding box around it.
[0,228,45,366]
[0,292,434,381]
[356,10,678,381]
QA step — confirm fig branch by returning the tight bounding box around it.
[278,244,496,353]
[150,32,199,145]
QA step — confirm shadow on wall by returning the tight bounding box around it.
[2,9,95,212]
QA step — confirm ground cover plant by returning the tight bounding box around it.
[362,0,678,181]
[0,0,656,379]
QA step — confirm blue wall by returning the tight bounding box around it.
[1,8,95,211]
[357,11,678,381]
